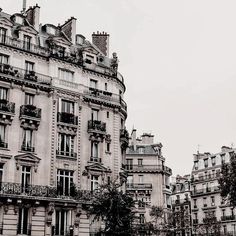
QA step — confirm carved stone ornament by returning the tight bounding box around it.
[46,202,55,225]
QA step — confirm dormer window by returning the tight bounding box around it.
[85,54,95,64]
[204,158,208,168]
[15,15,24,25]
[194,161,198,170]
[138,147,144,154]
[46,26,56,35]
[23,35,31,51]
[0,28,7,44]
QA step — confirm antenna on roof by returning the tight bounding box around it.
[22,0,27,12]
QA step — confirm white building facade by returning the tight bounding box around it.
[125,129,172,233]
[0,4,128,236]
[191,147,236,235]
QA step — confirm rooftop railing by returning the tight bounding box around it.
[126,183,152,190]
[191,186,220,195]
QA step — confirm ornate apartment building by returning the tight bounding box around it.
[0,4,128,236]
[190,146,236,235]
[125,129,172,230]
[171,175,192,236]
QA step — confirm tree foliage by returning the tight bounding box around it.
[83,182,135,236]
[219,152,236,206]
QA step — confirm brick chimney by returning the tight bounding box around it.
[92,31,109,56]
[26,4,40,31]
[61,17,77,44]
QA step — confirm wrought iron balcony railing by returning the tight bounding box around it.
[221,215,235,221]
[191,186,220,196]
[126,183,152,190]
[57,112,78,125]
[0,141,8,149]
[193,219,198,225]
[0,99,15,114]
[125,164,172,175]
[88,120,106,133]
[90,157,102,163]
[20,105,41,119]
[0,63,52,86]
[0,182,91,200]
[21,144,35,152]
[56,150,77,158]
[191,173,221,182]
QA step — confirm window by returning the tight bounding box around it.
[138,159,143,166]
[127,175,133,187]
[194,161,198,170]
[0,125,6,147]
[140,214,145,224]
[204,158,208,168]
[223,225,227,234]
[0,163,3,189]
[107,111,109,118]
[203,197,207,207]
[91,175,99,191]
[105,83,107,91]
[0,87,8,100]
[126,159,133,170]
[25,61,34,73]
[25,93,34,105]
[138,175,143,184]
[57,170,74,196]
[0,28,7,44]
[211,196,215,206]
[23,35,31,51]
[91,141,98,159]
[211,157,216,166]
[91,109,98,121]
[55,209,69,236]
[21,166,31,193]
[17,208,29,235]
[90,79,97,89]
[58,69,74,81]
[222,209,225,217]
[61,100,74,114]
[221,155,225,164]
[58,133,74,157]
[106,143,110,153]
[0,53,9,64]
[138,147,144,154]
[22,129,33,152]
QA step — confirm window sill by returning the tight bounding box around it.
[105,151,111,155]
[18,150,36,155]
[0,147,10,151]
[56,154,77,161]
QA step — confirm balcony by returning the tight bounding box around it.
[88,120,106,141]
[125,164,172,174]
[56,150,77,159]
[21,144,35,153]
[120,128,129,149]
[0,99,15,125]
[191,173,220,183]
[90,157,102,163]
[0,182,91,201]
[0,63,52,88]
[0,141,8,149]
[191,186,220,196]
[126,183,152,190]
[57,112,78,126]
[172,198,190,205]
[221,215,235,221]
[19,105,41,130]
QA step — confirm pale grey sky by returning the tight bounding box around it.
[1,0,236,176]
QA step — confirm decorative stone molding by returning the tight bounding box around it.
[46,202,55,226]
[15,153,41,172]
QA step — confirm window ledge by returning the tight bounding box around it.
[105,151,111,155]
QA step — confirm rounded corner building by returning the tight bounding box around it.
[0,4,129,236]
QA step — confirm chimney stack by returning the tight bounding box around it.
[131,129,137,151]
[26,4,40,31]
[92,31,109,56]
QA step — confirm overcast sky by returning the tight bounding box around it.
[1,0,236,176]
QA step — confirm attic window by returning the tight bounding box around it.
[47,26,56,35]
[15,16,24,25]
[85,54,95,64]
[138,147,144,154]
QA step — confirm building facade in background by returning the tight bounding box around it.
[125,129,172,232]
[171,175,192,236]
[190,147,236,235]
[0,4,128,236]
